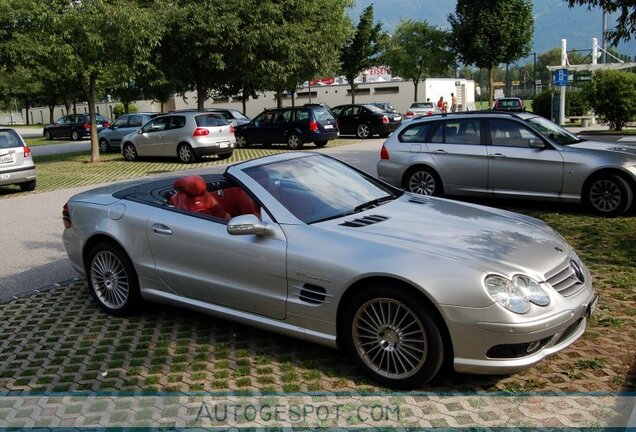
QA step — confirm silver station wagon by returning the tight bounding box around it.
[377,112,636,216]
[0,128,36,191]
[63,153,597,388]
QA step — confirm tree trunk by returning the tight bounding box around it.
[23,98,30,125]
[350,82,356,104]
[196,84,206,111]
[88,75,100,163]
[48,105,55,124]
[488,67,495,105]
[73,101,77,114]
[276,90,283,108]
[241,86,247,114]
[64,101,71,116]
[123,101,130,114]
[413,79,419,102]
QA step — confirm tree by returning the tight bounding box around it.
[585,70,636,130]
[567,0,636,45]
[449,0,534,103]
[535,47,587,85]
[382,20,455,102]
[340,5,383,104]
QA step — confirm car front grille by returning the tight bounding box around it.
[544,258,585,297]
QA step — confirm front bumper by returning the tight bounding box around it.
[443,290,598,374]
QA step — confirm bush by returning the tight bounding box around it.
[532,90,552,119]
[112,102,138,119]
[585,70,636,131]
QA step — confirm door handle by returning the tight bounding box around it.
[489,153,506,159]
[152,224,173,235]
[431,149,448,154]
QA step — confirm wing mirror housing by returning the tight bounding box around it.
[529,138,546,149]
[227,214,271,236]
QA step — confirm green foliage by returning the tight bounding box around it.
[340,5,383,103]
[449,0,534,102]
[532,90,553,119]
[566,0,636,45]
[382,20,455,101]
[113,103,138,119]
[585,70,636,131]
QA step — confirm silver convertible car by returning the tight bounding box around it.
[62,153,597,388]
[377,111,636,216]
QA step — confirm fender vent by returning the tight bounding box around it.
[339,215,389,228]
[408,194,430,205]
[298,284,328,305]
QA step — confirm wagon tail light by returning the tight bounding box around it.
[193,127,210,137]
[104,122,110,128]
[380,144,389,160]
[427,111,433,116]
[309,120,318,132]
[23,145,32,158]
[82,122,90,129]
[62,203,72,229]
[382,115,389,124]
[229,125,235,134]
[406,111,414,118]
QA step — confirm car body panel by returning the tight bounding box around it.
[98,113,161,149]
[0,128,36,188]
[332,104,402,137]
[44,113,110,140]
[63,152,595,376]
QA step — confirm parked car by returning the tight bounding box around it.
[98,113,163,152]
[377,111,636,216]
[492,97,525,112]
[120,112,235,163]
[369,101,398,114]
[63,152,597,388]
[405,102,440,119]
[234,104,338,149]
[43,113,110,141]
[170,108,251,127]
[331,104,402,139]
[0,128,36,191]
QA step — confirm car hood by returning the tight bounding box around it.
[318,195,571,278]
[569,140,636,157]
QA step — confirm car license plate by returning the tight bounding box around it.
[394,116,402,121]
[586,294,599,318]
[0,154,13,164]
[324,125,334,129]
[220,142,229,148]
[0,173,9,180]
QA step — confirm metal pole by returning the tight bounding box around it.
[533,52,537,97]
[559,39,567,126]
[601,10,608,64]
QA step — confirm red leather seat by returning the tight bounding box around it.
[217,187,260,218]
[169,176,230,219]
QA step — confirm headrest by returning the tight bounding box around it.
[174,176,207,196]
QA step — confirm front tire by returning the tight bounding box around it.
[236,134,247,148]
[86,241,141,316]
[405,167,443,196]
[99,138,110,153]
[356,123,372,139]
[19,180,36,191]
[344,285,444,389]
[177,143,196,163]
[314,140,328,148]
[43,130,52,140]
[585,174,633,216]
[123,143,138,161]
[287,133,303,150]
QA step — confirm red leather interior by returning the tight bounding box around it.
[216,187,260,218]
[169,176,230,219]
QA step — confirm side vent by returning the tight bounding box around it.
[298,284,328,305]
[339,215,389,228]
[408,194,430,205]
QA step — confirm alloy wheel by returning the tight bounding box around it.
[90,251,130,310]
[408,170,436,195]
[590,178,623,213]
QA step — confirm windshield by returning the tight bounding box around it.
[412,102,434,109]
[228,109,249,120]
[245,156,399,224]
[524,116,583,145]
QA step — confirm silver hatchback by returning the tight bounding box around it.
[121,112,235,163]
[0,128,36,192]
[377,112,636,216]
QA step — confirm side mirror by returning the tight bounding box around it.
[227,214,270,236]
[137,129,143,134]
[529,138,545,149]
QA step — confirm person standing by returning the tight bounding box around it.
[451,93,457,112]
[437,96,444,112]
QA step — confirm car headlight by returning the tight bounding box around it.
[484,274,550,314]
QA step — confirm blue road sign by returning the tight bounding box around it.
[553,69,568,86]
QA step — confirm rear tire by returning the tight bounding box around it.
[19,180,36,191]
[405,167,443,197]
[123,143,138,161]
[584,174,633,216]
[356,123,372,139]
[71,130,80,141]
[178,143,196,163]
[343,284,444,389]
[43,130,52,140]
[218,152,232,160]
[236,134,247,148]
[86,241,142,316]
[99,138,110,153]
[287,133,303,150]
[314,140,328,148]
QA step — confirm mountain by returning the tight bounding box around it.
[349,0,635,60]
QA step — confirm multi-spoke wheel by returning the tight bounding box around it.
[287,133,303,150]
[87,242,141,315]
[356,123,372,139]
[344,285,444,388]
[99,138,110,153]
[123,143,138,161]
[236,134,247,148]
[585,174,633,216]
[405,167,442,196]
[178,143,196,163]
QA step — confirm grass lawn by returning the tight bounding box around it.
[23,137,63,146]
